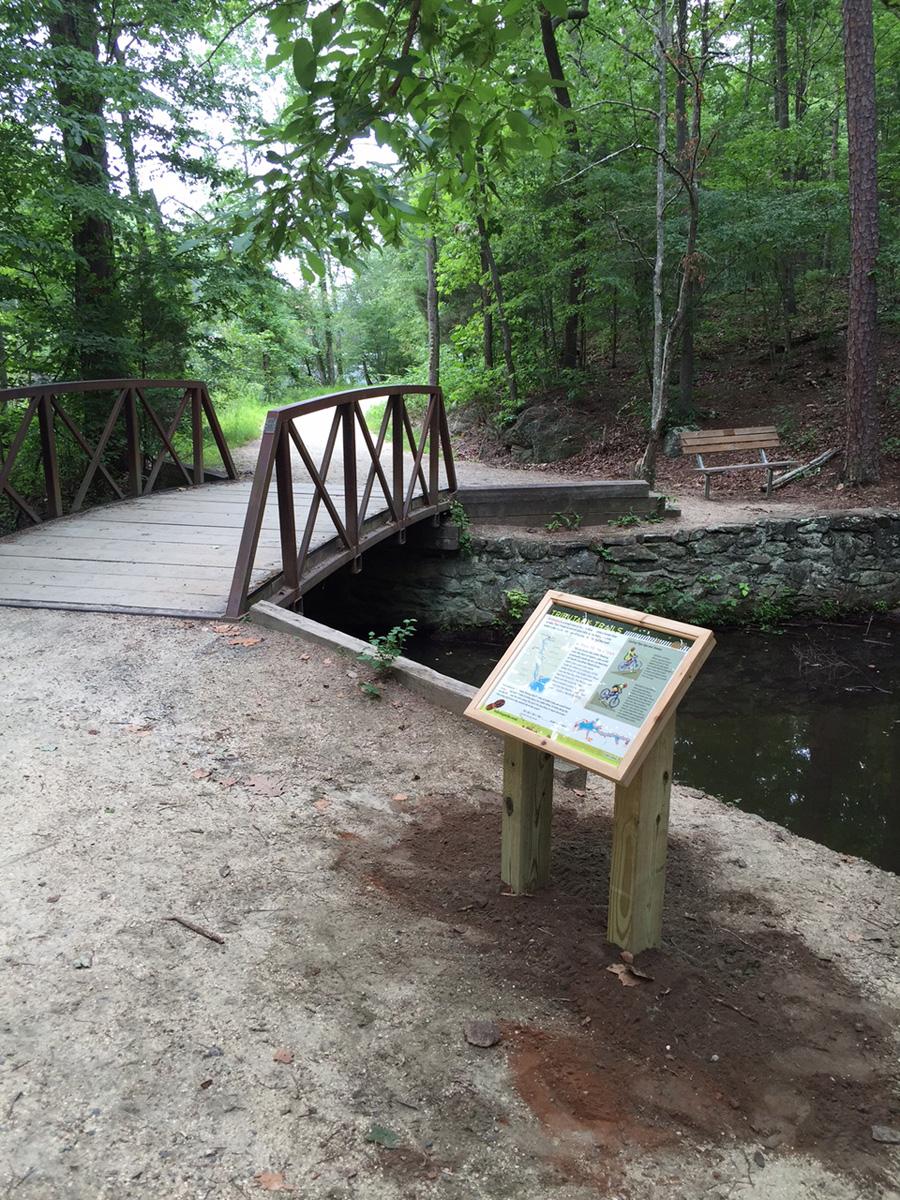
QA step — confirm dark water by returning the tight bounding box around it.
[406,621,900,873]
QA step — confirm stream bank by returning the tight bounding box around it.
[302,508,900,874]
[305,508,900,634]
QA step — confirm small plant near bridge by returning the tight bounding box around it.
[358,618,417,697]
[448,499,473,555]
[545,510,582,532]
[496,588,530,632]
[608,509,663,529]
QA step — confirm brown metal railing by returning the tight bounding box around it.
[0,378,237,525]
[226,385,457,618]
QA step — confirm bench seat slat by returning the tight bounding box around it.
[689,443,782,455]
[680,425,776,442]
[682,430,781,442]
[683,435,781,447]
[694,460,797,475]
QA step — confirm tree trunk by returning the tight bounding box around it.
[47,0,125,379]
[773,0,797,317]
[319,275,336,384]
[842,0,880,484]
[539,5,586,371]
[774,0,790,129]
[425,236,440,387]
[481,247,495,370]
[639,0,702,485]
[674,0,694,412]
[639,0,670,486]
[476,214,517,409]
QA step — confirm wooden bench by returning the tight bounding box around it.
[679,426,798,498]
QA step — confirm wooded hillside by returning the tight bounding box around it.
[1,0,897,488]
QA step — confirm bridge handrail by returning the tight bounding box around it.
[226,384,457,617]
[0,378,237,526]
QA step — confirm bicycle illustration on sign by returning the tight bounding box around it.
[615,646,643,675]
[594,683,628,710]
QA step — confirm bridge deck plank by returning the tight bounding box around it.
[0,476,351,617]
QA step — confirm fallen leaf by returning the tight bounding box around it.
[245,775,285,797]
[621,950,634,964]
[47,895,60,903]
[299,653,310,662]
[192,768,213,780]
[845,931,861,943]
[365,1124,401,1148]
[227,636,263,648]
[391,793,410,804]
[87,729,99,736]
[212,623,242,635]
[573,788,586,797]
[273,1047,294,1065]
[607,963,640,988]
[254,1169,288,1191]
[199,1079,213,1090]
[313,797,331,812]
[219,776,239,788]
[124,724,152,736]
[464,1019,502,1048]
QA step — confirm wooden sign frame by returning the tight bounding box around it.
[465,590,715,787]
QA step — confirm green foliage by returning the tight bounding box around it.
[501,588,530,627]
[1,0,897,509]
[358,618,417,676]
[448,499,473,555]
[545,511,582,532]
[608,510,663,528]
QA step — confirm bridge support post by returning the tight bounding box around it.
[191,386,204,485]
[37,393,62,518]
[342,403,358,557]
[124,387,142,497]
[501,737,553,894]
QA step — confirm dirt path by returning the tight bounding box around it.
[1,608,898,1199]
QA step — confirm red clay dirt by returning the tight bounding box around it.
[336,790,896,1193]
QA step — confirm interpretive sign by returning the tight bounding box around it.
[465,591,714,786]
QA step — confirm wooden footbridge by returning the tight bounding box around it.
[0,379,660,619]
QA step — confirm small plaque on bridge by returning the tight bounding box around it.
[465,591,713,786]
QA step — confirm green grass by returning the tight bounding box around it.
[173,380,360,468]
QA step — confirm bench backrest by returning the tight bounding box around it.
[679,426,780,456]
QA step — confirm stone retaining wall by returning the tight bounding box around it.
[309,509,900,631]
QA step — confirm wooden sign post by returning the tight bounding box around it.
[466,592,714,955]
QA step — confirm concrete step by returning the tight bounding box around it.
[455,481,664,527]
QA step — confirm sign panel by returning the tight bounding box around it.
[465,591,714,784]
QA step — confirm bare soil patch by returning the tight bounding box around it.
[1,609,898,1199]
[339,793,896,1193]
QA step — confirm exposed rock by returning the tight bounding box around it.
[663,425,697,457]
[501,403,593,463]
